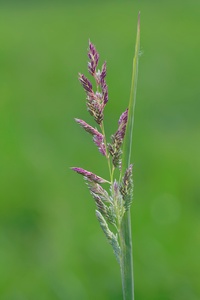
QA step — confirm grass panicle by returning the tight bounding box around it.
[71,12,140,300]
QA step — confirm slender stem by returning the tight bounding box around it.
[122,13,140,171]
[119,12,140,300]
[119,210,134,300]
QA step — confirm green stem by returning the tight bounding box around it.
[119,12,140,300]
[119,210,134,300]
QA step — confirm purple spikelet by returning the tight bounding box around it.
[75,118,100,136]
[101,78,108,105]
[78,73,93,93]
[115,108,128,143]
[93,134,106,156]
[120,164,133,211]
[88,40,99,76]
[108,109,128,168]
[79,41,109,124]
[100,62,107,83]
[71,167,109,184]
[75,118,106,156]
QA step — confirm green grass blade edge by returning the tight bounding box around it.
[122,12,140,173]
[119,12,140,300]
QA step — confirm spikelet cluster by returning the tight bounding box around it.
[71,41,133,263]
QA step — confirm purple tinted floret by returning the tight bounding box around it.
[108,109,128,168]
[75,118,106,156]
[116,108,128,142]
[78,73,93,93]
[100,62,107,83]
[120,164,133,211]
[71,167,108,184]
[101,80,108,105]
[93,134,106,156]
[88,41,99,76]
[78,41,109,124]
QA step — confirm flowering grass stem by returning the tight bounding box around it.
[120,12,140,300]
[71,12,140,300]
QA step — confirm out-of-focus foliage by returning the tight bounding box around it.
[0,1,200,299]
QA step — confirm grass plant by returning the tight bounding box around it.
[1,2,200,299]
[71,13,140,300]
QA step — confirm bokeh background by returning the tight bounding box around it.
[0,0,200,299]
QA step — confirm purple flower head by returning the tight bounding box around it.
[88,41,99,76]
[75,118,106,156]
[78,42,109,125]
[78,74,103,124]
[122,164,133,189]
[120,164,133,211]
[101,80,108,105]
[75,118,100,136]
[113,180,119,195]
[78,73,93,94]
[100,62,107,83]
[98,62,108,105]
[86,96,104,124]
[93,134,106,156]
[71,167,109,184]
[108,109,128,168]
[112,180,123,211]
[115,108,128,143]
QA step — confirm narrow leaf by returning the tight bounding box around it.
[121,12,140,174]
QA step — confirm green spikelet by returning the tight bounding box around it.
[120,164,133,211]
[95,210,121,264]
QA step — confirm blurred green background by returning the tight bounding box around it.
[0,0,200,299]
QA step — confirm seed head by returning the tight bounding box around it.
[108,109,128,168]
[88,40,99,76]
[115,108,128,143]
[100,62,107,83]
[71,167,109,184]
[79,41,109,125]
[78,73,93,94]
[120,164,133,211]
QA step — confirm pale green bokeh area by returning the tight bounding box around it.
[0,1,200,299]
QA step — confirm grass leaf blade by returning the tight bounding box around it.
[119,12,140,300]
[122,12,140,174]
